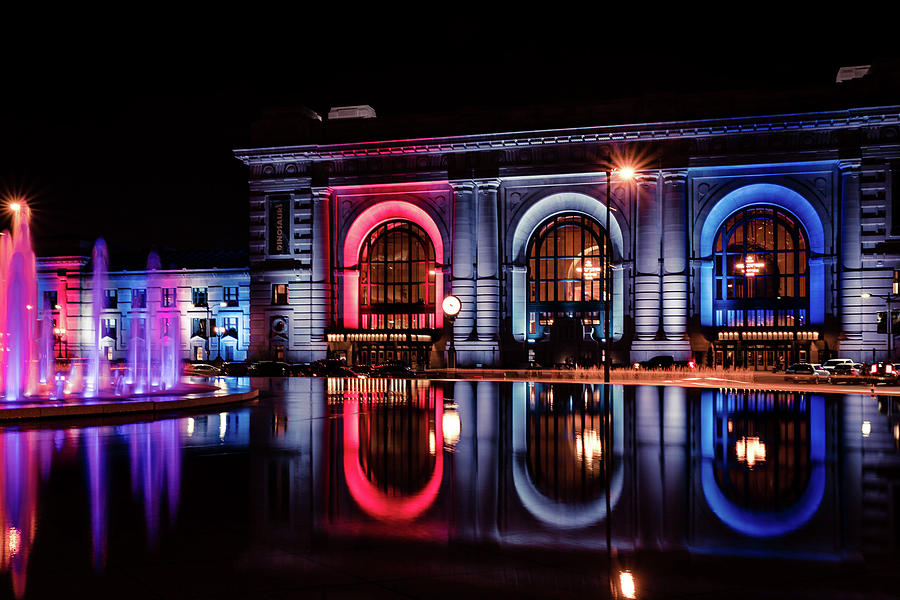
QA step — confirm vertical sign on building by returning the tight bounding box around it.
[269,196,290,255]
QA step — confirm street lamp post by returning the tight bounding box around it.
[442,295,461,369]
[205,302,211,361]
[214,325,225,361]
[53,327,66,359]
[603,166,634,383]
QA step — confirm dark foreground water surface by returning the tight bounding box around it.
[1,378,899,599]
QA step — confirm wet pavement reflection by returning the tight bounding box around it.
[1,378,899,598]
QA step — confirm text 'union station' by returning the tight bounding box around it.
[234,101,900,370]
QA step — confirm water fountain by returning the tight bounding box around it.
[0,200,216,404]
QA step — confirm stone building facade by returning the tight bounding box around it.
[36,256,251,363]
[235,104,900,368]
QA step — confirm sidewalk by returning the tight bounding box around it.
[423,367,900,395]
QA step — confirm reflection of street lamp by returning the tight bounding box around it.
[442,401,461,449]
[442,295,461,369]
[861,292,899,361]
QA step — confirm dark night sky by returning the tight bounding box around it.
[0,14,896,258]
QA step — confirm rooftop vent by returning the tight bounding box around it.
[327,105,377,120]
[836,65,871,83]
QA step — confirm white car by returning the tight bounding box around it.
[821,358,854,373]
[185,363,221,376]
[811,364,831,383]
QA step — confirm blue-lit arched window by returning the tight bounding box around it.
[713,207,809,328]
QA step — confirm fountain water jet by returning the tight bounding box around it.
[1,201,219,403]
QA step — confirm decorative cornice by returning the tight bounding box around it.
[234,106,900,166]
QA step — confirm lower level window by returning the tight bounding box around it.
[715,308,807,328]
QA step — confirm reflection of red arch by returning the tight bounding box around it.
[343,386,444,522]
[342,201,445,328]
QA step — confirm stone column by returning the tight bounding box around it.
[634,173,661,341]
[450,181,476,342]
[839,161,864,345]
[311,188,331,345]
[476,180,500,341]
[662,171,688,341]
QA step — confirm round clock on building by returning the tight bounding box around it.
[442,295,462,318]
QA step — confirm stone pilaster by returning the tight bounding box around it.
[661,171,690,352]
[838,161,865,348]
[476,180,500,342]
[450,181,476,342]
[633,173,661,342]
[309,187,331,350]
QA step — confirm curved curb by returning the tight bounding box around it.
[0,387,259,421]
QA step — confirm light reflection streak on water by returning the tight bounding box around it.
[0,417,194,599]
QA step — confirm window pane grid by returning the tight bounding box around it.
[527,214,608,305]
[360,220,436,330]
[715,208,809,302]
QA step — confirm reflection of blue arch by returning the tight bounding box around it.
[510,193,626,341]
[511,382,625,529]
[700,390,826,538]
[698,183,826,326]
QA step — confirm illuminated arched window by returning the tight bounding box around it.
[359,220,436,330]
[527,214,608,328]
[713,207,809,328]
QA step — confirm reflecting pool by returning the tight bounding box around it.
[1,378,898,599]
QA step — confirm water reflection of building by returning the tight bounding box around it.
[335,378,447,527]
[696,389,829,544]
[246,379,900,562]
[508,382,627,536]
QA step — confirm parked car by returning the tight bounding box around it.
[369,362,417,378]
[221,362,250,376]
[633,355,697,370]
[868,361,900,385]
[289,363,315,376]
[185,363,221,376]
[310,359,364,378]
[821,358,855,373]
[830,363,864,384]
[248,361,291,376]
[810,364,831,383]
[784,363,821,383]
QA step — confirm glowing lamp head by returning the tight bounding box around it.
[9,202,21,213]
[618,166,636,180]
[442,295,462,318]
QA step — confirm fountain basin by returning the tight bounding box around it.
[0,377,257,421]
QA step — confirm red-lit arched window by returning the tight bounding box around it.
[359,220,436,330]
